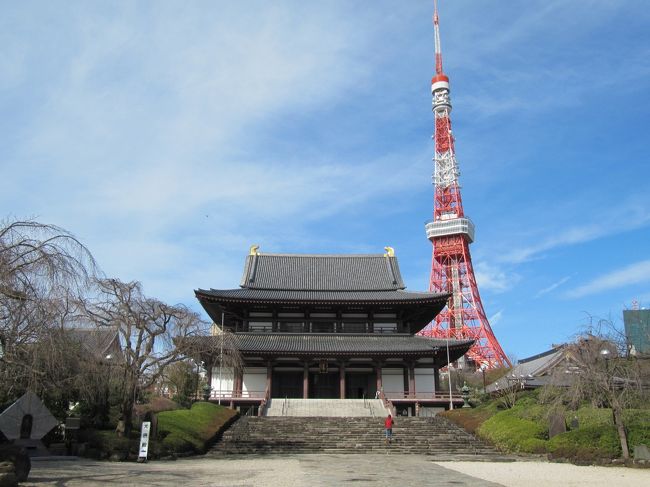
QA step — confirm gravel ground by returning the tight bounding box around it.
[434,461,650,487]
[25,455,650,487]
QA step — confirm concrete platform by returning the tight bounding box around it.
[23,454,649,486]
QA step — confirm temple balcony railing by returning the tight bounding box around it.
[208,390,266,400]
[384,390,464,401]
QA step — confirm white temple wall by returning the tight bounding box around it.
[415,368,436,393]
[211,366,234,394]
[242,367,266,397]
[382,368,404,394]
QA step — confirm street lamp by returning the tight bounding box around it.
[217,312,224,405]
[600,348,611,372]
[480,363,488,394]
[446,334,453,410]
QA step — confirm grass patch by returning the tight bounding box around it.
[548,425,620,461]
[444,391,650,463]
[441,407,494,434]
[624,410,650,451]
[155,401,238,455]
[565,407,611,430]
[440,392,508,433]
[478,407,548,453]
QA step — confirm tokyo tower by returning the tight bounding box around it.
[420,1,510,369]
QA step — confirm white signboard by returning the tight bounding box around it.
[138,421,151,462]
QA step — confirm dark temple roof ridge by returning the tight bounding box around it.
[182,333,475,359]
[239,252,405,291]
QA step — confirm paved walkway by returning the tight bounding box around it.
[25,454,649,487]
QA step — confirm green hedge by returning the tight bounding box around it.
[79,429,140,460]
[155,401,238,455]
[478,408,548,453]
[548,425,620,460]
[624,410,650,450]
[466,395,650,461]
[441,407,494,434]
[564,407,611,429]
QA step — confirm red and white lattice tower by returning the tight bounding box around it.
[419,1,510,369]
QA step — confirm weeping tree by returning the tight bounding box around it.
[542,319,644,459]
[0,219,97,405]
[160,360,198,406]
[81,278,228,436]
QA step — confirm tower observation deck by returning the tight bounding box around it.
[419,1,510,369]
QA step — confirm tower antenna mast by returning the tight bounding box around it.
[421,0,510,369]
[434,0,443,75]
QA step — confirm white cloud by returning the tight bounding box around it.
[474,262,519,294]
[2,2,421,304]
[535,276,571,298]
[502,200,650,264]
[489,310,503,326]
[449,1,650,119]
[566,260,650,299]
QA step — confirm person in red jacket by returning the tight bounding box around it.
[384,414,395,444]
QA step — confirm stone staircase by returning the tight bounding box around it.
[209,416,504,459]
[266,398,385,417]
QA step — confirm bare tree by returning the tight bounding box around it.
[543,318,644,459]
[81,278,217,436]
[160,360,197,405]
[0,218,97,404]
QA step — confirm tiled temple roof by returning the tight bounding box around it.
[239,253,405,291]
[182,333,474,361]
[195,251,450,334]
[195,288,447,305]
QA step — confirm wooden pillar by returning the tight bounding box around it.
[206,361,214,393]
[231,368,242,407]
[230,369,237,407]
[433,365,440,394]
[375,361,383,394]
[266,360,273,397]
[339,361,346,399]
[409,363,416,398]
[303,361,309,399]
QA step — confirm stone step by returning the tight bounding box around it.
[265,398,386,417]
[209,415,501,458]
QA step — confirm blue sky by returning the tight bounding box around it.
[2,1,649,359]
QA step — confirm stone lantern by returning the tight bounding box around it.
[461,381,471,408]
[201,384,212,402]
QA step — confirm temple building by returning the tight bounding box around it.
[188,247,473,413]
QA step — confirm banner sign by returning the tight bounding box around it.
[138,421,151,462]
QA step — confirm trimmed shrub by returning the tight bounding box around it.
[155,402,237,455]
[519,438,547,454]
[134,397,180,417]
[442,390,650,462]
[161,433,193,452]
[441,407,494,434]
[75,429,140,460]
[548,425,620,461]
[623,409,650,450]
[565,407,611,430]
[478,409,547,453]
